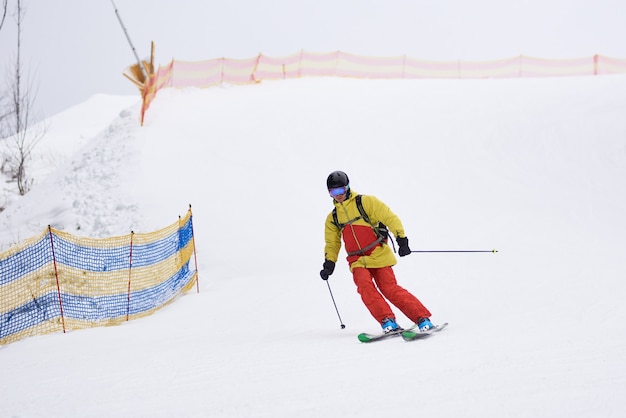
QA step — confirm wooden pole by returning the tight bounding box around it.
[126,231,134,321]
[189,204,200,293]
[48,226,66,333]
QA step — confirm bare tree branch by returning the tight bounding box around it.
[0,0,8,32]
[0,0,45,195]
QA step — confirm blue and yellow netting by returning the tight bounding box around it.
[0,209,198,345]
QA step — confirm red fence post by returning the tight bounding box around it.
[126,231,134,321]
[220,57,225,84]
[47,226,66,334]
[187,205,200,293]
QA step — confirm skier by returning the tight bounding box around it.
[320,170,434,333]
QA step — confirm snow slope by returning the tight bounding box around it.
[1,75,625,417]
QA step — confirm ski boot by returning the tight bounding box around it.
[417,317,434,331]
[381,317,402,334]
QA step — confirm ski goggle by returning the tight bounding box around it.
[329,186,349,197]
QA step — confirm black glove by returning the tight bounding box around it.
[397,237,411,257]
[319,260,335,280]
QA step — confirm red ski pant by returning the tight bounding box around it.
[352,266,431,324]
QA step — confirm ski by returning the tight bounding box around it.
[357,323,419,343]
[401,322,449,341]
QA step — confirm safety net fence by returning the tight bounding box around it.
[137,50,626,123]
[0,208,198,346]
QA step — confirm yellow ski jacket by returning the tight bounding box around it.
[323,190,407,271]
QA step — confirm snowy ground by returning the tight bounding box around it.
[1,75,625,417]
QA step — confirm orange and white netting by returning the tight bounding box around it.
[139,50,626,123]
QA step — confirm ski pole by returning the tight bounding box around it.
[326,281,346,329]
[411,249,498,253]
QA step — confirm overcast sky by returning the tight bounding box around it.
[1,0,626,120]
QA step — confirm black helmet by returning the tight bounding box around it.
[326,171,349,189]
